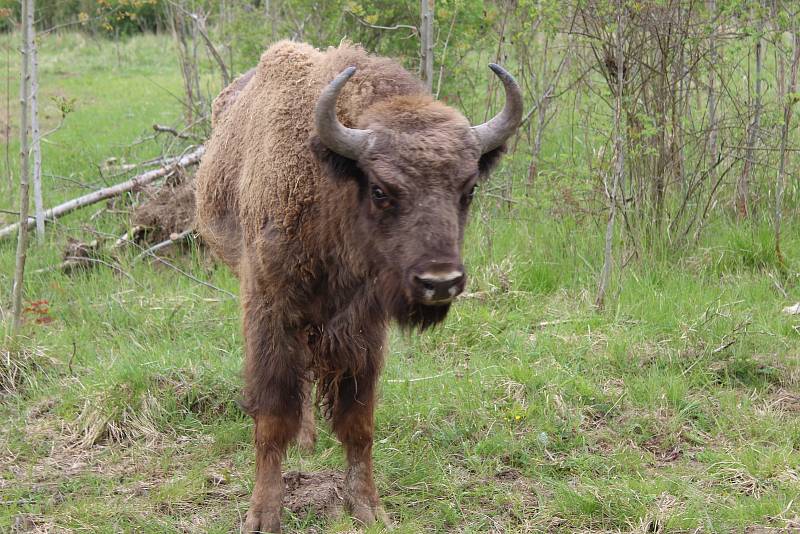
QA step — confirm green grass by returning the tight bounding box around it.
[2,32,800,533]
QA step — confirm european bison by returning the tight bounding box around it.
[195,41,521,532]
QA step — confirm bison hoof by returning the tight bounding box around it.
[243,509,281,533]
[348,499,392,529]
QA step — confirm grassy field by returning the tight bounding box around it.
[2,32,800,533]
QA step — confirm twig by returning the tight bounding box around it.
[533,318,580,329]
[47,223,236,301]
[346,10,418,38]
[711,319,751,355]
[386,370,453,383]
[435,7,458,99]
[38,5,125,37]
[153,124,189,139]
[133,229,194,262]
[768,272,788,298]
[112,225,147,249]
[141,253,237,299]
[189,12,230,87]
[103,154,184,178]
[64,256,142,287]
[167,1,230,87]
[386,365,501,384]
[68,341,76,376]
[0,145,205,241]
[32,255,141,289]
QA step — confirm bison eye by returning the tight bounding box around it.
[371,185,393,210]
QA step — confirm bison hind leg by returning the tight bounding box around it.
[295,372,317,452]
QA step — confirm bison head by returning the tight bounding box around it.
[312,65,522,329]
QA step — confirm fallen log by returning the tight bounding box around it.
[0,145,205,241]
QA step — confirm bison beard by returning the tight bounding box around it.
[310,268,449,417]
[384,274,451,331]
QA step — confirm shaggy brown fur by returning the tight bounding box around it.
[195,41,509,533]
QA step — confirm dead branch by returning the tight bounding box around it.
[33,256,139,288]
[434,6,458,99]
[0,146,205,241]
[139,252,236,299]
[112,225,147,249]
[168,1,231,87]
[153,124,189,139]
[533,318,581,329]
[189,12,230,87]
[346,10,418,37]
[103,154,184,178]
[133,229,194,262]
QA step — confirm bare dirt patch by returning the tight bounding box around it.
[283,470,345,519]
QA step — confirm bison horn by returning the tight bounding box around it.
[315,66,371,160]
[471,64,523,154]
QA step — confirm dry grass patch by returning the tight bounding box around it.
[0,345,58,397]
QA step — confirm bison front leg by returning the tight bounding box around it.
[240,277,307,533]
[245,413,297,533]
[331,361,390,527]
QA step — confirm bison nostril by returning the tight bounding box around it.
[414,270,465,301]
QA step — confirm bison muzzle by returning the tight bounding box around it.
[195,41,522,532]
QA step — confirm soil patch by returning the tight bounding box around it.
[283,470,345,519]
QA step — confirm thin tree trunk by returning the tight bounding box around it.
[11,0,33,335]
[526,33,550,193]
[191,10,230,87]
[692,0,720,244]
[706,0,719,189]
[596,0,625,311]
[775,30,800,266]
[266,0,276,42]
[420,0,434,92]
[737,7,764,219]
[31,41,43,242]
[526,35,571,195]
[4,40,11,191]
[434,6,457,100]
[170,3,204,125]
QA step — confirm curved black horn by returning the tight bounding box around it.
[314,66,371,160]
[471,64,523,154]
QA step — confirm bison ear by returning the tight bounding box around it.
[310,136,367,185]
[478,145,506,179]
